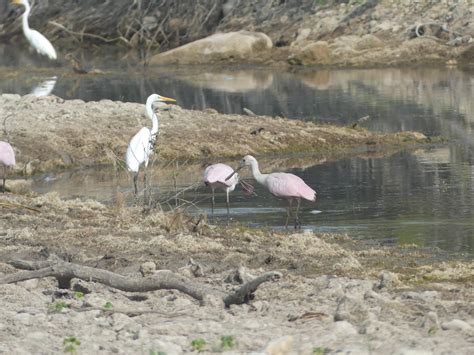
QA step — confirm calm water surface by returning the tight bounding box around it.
[1,49,473,256]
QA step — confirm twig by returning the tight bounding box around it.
[48,21,130,45]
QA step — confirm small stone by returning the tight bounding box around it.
[332,320,358,336]
[264,335,294,355]
[139,261,156,277]
[377,271,401,289]
[441,319,472,331]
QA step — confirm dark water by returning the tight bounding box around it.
[1,49,473,256]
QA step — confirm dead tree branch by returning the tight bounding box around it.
[2,260,282,308]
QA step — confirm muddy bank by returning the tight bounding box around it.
[1,1,473,67]
[0,193,473,354]
[1,94,430,176]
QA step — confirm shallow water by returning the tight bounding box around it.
[1,49,473,255]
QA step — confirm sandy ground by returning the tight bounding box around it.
[0,194,473,354]
[0,94,429,176]
[0,95,472,354]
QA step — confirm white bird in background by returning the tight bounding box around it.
[126,94,176,194]
[11,0,57,60]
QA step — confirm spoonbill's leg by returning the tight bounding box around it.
[285,199,293,228]
[2,166,5,193]
[211,187,215,218]
[226,188,230,221]
[294,198,302,229]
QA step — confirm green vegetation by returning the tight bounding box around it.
[220,335,236,349]
[53,301,70,312]
[103,301,113,310]
[73,291,84,300]
[63,336,81,353]
[313,347,328,355]
[191,338,206,352]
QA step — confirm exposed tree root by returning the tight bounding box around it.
[2,259,282,307]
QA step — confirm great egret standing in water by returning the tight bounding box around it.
[126,94,176,194]
[0,141,16,193]
[11,0,57,60]
[228,155,316,229]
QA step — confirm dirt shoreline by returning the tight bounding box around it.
[0,193,473,354]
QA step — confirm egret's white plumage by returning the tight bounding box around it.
[126,93,176,194]
[0,141,16,193]
[11,0,57,60]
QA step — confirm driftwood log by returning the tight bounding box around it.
[1,259,282,307]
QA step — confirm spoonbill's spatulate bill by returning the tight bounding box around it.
[229,155,316,228]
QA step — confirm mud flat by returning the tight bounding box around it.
[0,193,473,354]
[1,94,430,176]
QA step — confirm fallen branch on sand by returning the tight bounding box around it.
[2,259,282,307]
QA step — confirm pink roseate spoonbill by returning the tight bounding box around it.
[229,155,316,229]
[126,94,176,195]
[11,0,57,60]
[0,141,16,193]
[203,163,239,219]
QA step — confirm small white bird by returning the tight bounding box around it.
[11,0,57,60]
[126,94,176,194]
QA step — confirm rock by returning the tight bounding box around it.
[72,280,93,294]
[83,294,108,308]
[139,261,156,276]
[149,31,272,65]
[17,279,39,290]
[288,41,331,65]
[441,319,472,331]
[4,179,32,195]
[376,271,401,289]
[355,34,383,50]
[264,335,294,355]
[334,295,369,324]
[332,320,358,336]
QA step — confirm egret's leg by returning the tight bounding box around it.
[285,199,293,228]
[133,173,138,195]
[143,171,149,205]
[226,189,230,221]
[211,188,215,218]
[295,198,301,229]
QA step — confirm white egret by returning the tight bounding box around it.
[11,0,57,60]
[126,94,176,194]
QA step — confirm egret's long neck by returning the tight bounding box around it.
[250,161,267,186]
[22,2,31,33]
[146,102,158,135]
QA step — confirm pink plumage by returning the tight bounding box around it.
[266,172,316,201]
[0,141,15,167]
[204,163,239,218]
[204,163,237,189]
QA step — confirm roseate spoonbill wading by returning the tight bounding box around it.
[0,141,16,193]
[11,0,57,60]
[126,94,176,195]
[204,163,254,219]
[228,155,316,229]
[204,163,238,219]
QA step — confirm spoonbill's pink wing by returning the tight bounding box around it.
[266,173,316,201]
[204,163,237,187]
[0,141,15,167]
